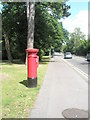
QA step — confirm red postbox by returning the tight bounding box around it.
[26,48,39,87]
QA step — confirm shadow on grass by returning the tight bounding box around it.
[20,80,38,88]
[39,60,55,65]
[54,54,63,56]
[2,61,13,65]
[2,59,25,65]
[2,56,51,66]
[40,56,56,64]
[20,80,28,87]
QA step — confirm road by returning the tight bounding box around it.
[64,55,88,75]
[55,53,89,80]
[30,55,88,118]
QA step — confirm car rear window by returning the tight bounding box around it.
[66,52,71,55]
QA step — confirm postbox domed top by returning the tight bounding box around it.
[26,48,39,53]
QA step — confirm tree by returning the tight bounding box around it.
[63,27,88,56]
[3,32,12,63]
[2,1,71,61]
[26,1,71,50]
[34,2,71,60]
[2,3,27,61]
[2,3,13,63]
[27,1,35,49]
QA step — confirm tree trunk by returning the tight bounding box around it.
[25,1,35,65]
[27,1,35,49]
[26,0,30,22]
[4,33,12,63]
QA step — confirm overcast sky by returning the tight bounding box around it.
[61,1,89,39]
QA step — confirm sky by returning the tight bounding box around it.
[61,1,89,39]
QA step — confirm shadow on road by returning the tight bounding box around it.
[80,61,90,65]
[39,61,50,64]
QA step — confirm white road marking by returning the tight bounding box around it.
[61,58,88,82]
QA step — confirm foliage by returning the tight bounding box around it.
[2,2,71,61]
[63,27,88,56]
[2,2,27,61]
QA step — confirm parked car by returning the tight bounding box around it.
[86,51,90,61]
[64,52,72,59]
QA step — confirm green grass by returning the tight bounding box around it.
[1,56,50,118]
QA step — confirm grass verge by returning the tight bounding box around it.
[1,56,50,118]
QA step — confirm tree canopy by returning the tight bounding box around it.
[2,1,71,61]
[63,27,88,56]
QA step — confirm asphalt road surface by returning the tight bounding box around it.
[30,55,88,118]
[55,53,89,78]
[64,55,88,75]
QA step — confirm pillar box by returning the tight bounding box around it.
[26,48,39,87]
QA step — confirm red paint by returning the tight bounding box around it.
[26,49,39,79]
[37,56,39,67]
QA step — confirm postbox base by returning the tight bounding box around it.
[28,78,37,88]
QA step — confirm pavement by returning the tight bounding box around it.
[30,56,88,118]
